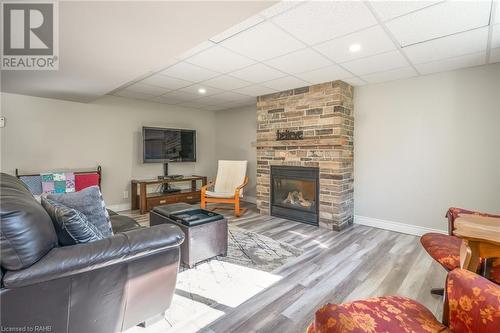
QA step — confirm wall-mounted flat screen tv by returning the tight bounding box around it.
[143,127,196,163]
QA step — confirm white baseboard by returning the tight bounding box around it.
[107,203,131,212]
[354,215,447,237]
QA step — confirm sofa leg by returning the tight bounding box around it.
[138,312,165,328]
[430,288,444,296]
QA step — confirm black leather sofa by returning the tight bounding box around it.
[0,173,184,332]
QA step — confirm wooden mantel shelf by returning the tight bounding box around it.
[253,137,348,148]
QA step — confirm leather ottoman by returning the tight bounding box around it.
[150,203,228,268]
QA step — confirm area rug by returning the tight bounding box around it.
[218,225,304,272]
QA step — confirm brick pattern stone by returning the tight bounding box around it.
[255,81,354,231]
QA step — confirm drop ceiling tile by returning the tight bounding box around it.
[221,22,305,61]
[197,95,229,105]
[185,45,255,73]
[211,91,253,102]
[151,95,182,105]
[360,66,418,83]
[230,63,286,83]
[260,1,303,19]
[161,90,199,102]
[492,24,500,49]
[489,48,500,63]
[314,25,396,63]
[272,1,377,45]
[404,27,488,64]
[416,52,486,74]
[113,90,157,100]
[210,15,264,43]
[295,65,352,84]
[178,84,223,97]
[177,41,216,60]
[264,48,332,74]
[261,76,309,91]
[202,75,252,90]
[233,84,278,96]
[122,83,168,96]
[386,1,491,47]
[341,50,409,76]
[160,62,219,82]
[342,77,367,86]
[370,1,442,21]
[141,74,192,90]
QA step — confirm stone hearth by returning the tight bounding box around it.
[255,80,354,231]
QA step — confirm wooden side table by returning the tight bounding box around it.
[453,215,500,274]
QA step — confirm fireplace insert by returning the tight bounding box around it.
[271,166,319,226]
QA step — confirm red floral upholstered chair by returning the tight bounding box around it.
[307,269,500,333]
[420,208,500,295]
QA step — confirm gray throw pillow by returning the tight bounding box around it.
[47,186,113,237]
[41,197,104,244]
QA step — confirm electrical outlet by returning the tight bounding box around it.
[123,191,129,199]
[0,116,5,128]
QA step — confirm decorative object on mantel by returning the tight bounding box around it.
[276,129,303,141]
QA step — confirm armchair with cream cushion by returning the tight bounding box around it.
[201,160,248,217]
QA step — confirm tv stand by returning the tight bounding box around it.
[162,187,181,194]
[131,175,207,214]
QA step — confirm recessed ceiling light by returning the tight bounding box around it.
[198,88,207,94]
[349,44,361,53]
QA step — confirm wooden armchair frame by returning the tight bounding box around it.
[200,176,249,217]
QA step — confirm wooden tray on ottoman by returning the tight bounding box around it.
[150,204,228,268]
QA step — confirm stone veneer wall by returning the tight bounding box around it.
[255,80,354,231]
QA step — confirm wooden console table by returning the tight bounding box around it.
[131,176,207,214]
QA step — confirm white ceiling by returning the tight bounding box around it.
[0,1,275,102]
[2,1,498,110]
[111,0,500,112]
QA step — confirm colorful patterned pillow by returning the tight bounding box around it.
[41,172,75,194]
[41,197,104,245]
[47,186,113,237]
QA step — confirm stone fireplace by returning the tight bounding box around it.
[256,80,354,231]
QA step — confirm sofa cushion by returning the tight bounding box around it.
[307,296,449,333]
[110,215,142,233]
[42,197,105,245]
[48,186,113,237]
[420,233,461,271]
[0,173,57,270]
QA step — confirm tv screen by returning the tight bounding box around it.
[143,127,196,163]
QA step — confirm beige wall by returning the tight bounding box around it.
[214,105,257,202]
[354,63,500,231]
[0,93,218,208]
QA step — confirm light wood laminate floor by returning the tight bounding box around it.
[123,203,445,333]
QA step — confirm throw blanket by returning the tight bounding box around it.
[41,172,75,194]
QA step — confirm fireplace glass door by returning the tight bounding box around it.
[273,178,316,212]
[270,166,319,225]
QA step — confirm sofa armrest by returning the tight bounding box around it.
[3,224,184,288]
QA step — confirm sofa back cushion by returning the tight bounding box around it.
[0,173,57,270]
[41,197,105,244]
[47,186,113,237]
